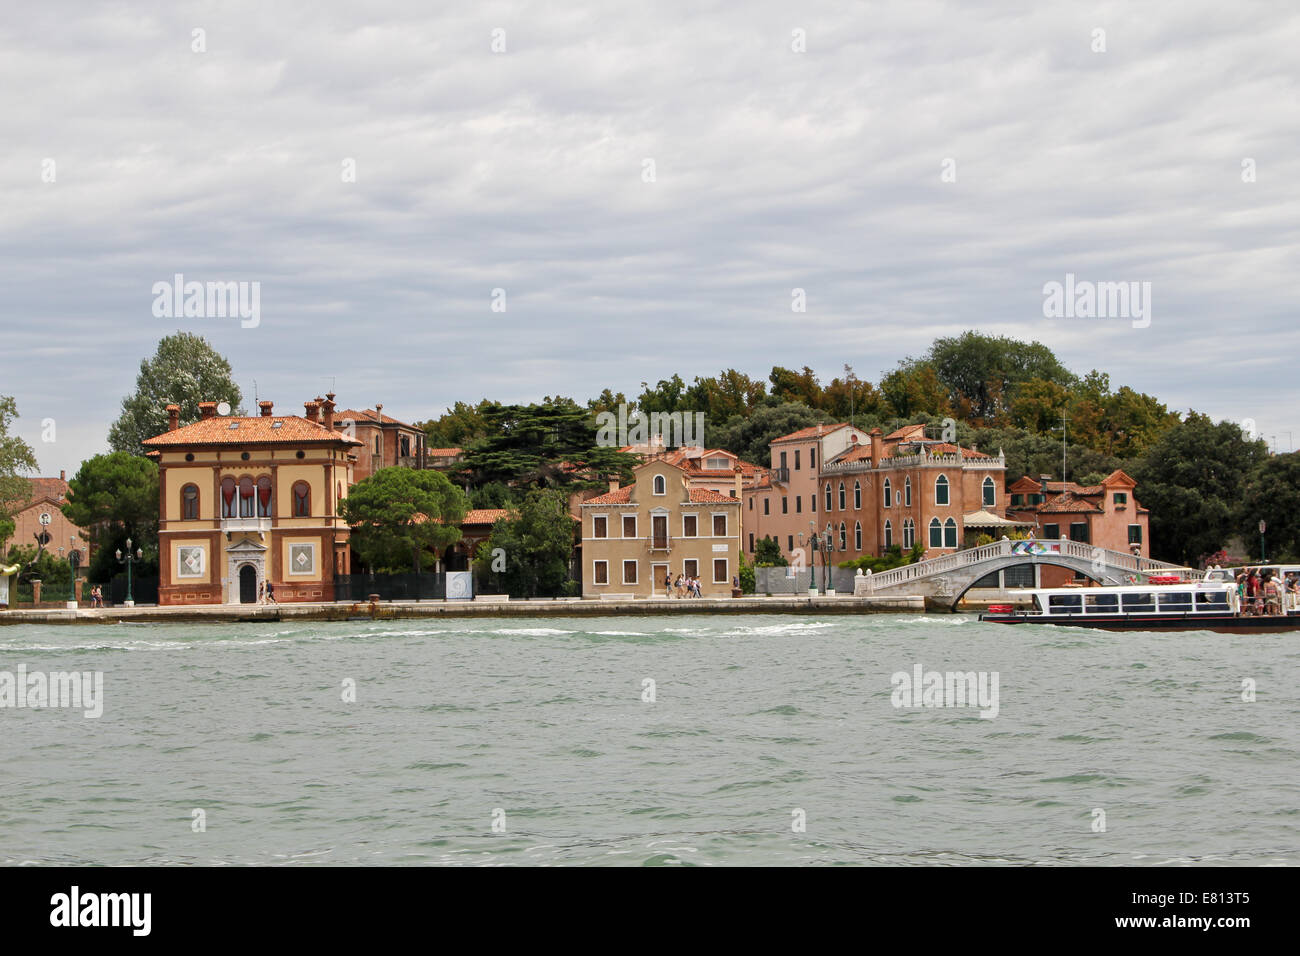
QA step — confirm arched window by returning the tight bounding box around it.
[904,476,912,507]
[256,476,273,517]
[882,478,891,507]
[238,476,255,517]
[824,483,832,511]
[838,522,847,551]
[182,484,199,520]
[944,517,958,548]
[853,480,861,510]
[982,476,996,507]
[903,517,915,549]
[653,474,666,495]
[884,520,893,548]
[837,482,846,510]
[220,476,237,518]
[854,521,862,550]
[929,517,942,548]
[935,474,950,506]
[292,481,311,517]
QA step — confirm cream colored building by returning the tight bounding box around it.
[580,459,742,598]
[142,396,361,605]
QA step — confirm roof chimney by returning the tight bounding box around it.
[198,402,217,420]
[870,427,883,465]
[1039,474,1052,496]
[167,404,180,431]
[258,400,274,417]
[323,392,336,430]
[608,478,620,493]
[304,400,320,423]
[60,469,65,481]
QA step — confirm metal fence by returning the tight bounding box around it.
[110,574,159,605]
[334,573,448,602]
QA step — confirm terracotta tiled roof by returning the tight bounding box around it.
[334,408,418,429]
[143,415,362,447]
[461,509,511,525]
[885,423,928,441]
[771,423,852,443]
[583,486,634,505]
[831,444,875,463]
[1037,493,1104,514]
[427,447,463,457]
[21,477,70,505]
[688,488,739,503]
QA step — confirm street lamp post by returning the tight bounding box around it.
[116,537,144,607]
[1259,520,1266,564]
[794,531,803,597]
[67,537,79,609]
[823,523,834,594]
[808,521,819,595]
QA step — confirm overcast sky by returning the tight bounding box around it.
[3,0,1297,477]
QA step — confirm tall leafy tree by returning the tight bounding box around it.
[0,395,40,546]
[108,333,244,454]
[707,402,822,466]
[1238,452,1300,561]
[879,361,952,419]
[1130,412,1269,565]
[463,401,636,490]
[475,488,576,597]
[926,332,1075,424]
[61,452,160,582]
[340,467,468,572]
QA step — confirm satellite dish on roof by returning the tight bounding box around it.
[216,401,232,416]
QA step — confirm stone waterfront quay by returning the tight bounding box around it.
[0,594,923,625]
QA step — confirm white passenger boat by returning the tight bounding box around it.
[979,575,1300,632]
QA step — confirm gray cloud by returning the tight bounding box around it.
[3,0,1298,475]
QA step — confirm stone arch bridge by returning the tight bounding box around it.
[861,538,1200,610]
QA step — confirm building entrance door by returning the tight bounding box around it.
[239,565,258,603]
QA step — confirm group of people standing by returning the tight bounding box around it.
[1233,567,1299,616]
[665,572,703,599]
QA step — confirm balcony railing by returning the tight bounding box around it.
[646,534,671,551]
[770,467,790,484]
[221,516,272,535]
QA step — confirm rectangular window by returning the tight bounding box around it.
[794,450,800,470]
[683,514,698,537]
[1121,592,1156,612]
[1195,590,1230,611]
[764,498,770,515]
[683,559,698,579]
[713,559,728,583]
[593,560,608,585]
[1085,593,1119,613]
[622,560,638,585]
[1010,494,1023,507]
[1043,524,1060,539]
[748,533,754,552]
[780,451,787,470]
[1128,525,1143,544]
[810,446,816,468]
[795,495,802,513]
[1158,591,1193,612]
[1002,564,1035,588]
[811,491,816,512]
[713,514,727,536]
[1048,594,1083,612]
[593,515,607,538]
[1113,492,1128,507]
[1069,522,1089,543]
[622,515,636,538]
[781,496,788,514]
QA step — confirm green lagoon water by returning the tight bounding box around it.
[1,614,1296,866]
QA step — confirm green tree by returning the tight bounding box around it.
[1238,452,1300,561]
[927,332,1075,424]
[708,402,822,465]
[754,535,788,567]
[1130,413,1269,565]
[475,488,575,597]
[0,395,40,546]
[879,361,952,419]
[7,543,72,602]
[464,401,636,490]
[108,333,244,454]
[768,366,824,409]
[340,467,468,572]
[416,400,492,449]
[61,452,160,583]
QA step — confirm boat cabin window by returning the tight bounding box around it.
[1048,594,1083,612]
[1195,590,1230,610]
[1085,593,1119,613]
[1157,591,1193,611]
[1121,592,1156,612]
[1031,595,1043,613]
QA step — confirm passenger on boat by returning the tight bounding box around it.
[1264,575,1282,616]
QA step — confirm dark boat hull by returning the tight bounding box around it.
[979,612,1300,633]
